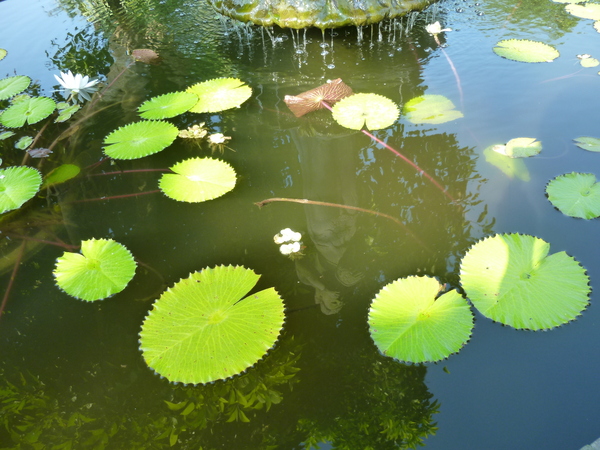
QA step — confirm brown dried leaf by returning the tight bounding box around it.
[28,148,52,158]
[284,78,353,117]
[132,49,161,65]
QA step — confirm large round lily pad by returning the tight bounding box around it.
[103,120,179,160]
[53,238,137,302]
[159,157,237,202]
[139,265,285,384]
[186,78,252,114]
[460,233,590,330]
[0,166,42,214]
[138,91,199,120]
[0,75,30,101]
[331,93,399,130]
[493,39,559,63]
[0,96,56,128]
[368,275,473,363]
[546,172,600,219]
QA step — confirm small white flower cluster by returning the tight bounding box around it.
[274,228,303,257]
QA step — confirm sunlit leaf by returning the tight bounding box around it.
[460,233,590,330]
[0,166,42,214]
[483,145,530,181]
[331,93,399,130]
[53,238,137,301]
[138,91,199,120]
[139,265,285,384]
[284,78,353,117]
[103,120,179,160]
[546,172,600,219]
[574,136,600,152]
[566,2,600,20]
[368,275,473,363]
[0,49,6,61]
[42,164,80,188]
[493,39,559,63]
[0,96,56,128]
[0,75,30,101]
[159,157,236,202]
[580,56,600,67]
[403,94,463,125]
[55,103,81,123]
[494,137,542,158]
[187,78,252,113]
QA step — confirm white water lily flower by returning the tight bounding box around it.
[54,70,99,102]
[208,133,231,145]
[279,242,301,255]
[426,21,452,35]
[274,228,302,244]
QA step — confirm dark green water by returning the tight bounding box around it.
[1,0,600,448]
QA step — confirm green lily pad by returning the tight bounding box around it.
[574,136,600,152]
[595,20,600,32]
[187,78,252,114]
[0,49,6,61]
[55,103,81,123]
[138,91,199,120]
[0,166,42,214]
[483,145,531,181]
[53,238,137,302]
[331,93,399,131]
[403,94,463,125]
[368,276,473,364]
[103,120,179,160]
[580,56,600,67]
[0,131,15,140]
[0,96,56,128]
[159,157,236,203]
[493,137,542,158]
[493,39,559,63]
[566,2,600,20]
[139,265,285,384]
[0,75,30,101]
[460,233,590,330]
[15,136,33,150]
[546,172,600,219]
[42,164,81,189]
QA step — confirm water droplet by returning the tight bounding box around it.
[327,64,335,69]
[456,8,464,12]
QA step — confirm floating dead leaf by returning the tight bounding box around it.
[284,78,353,117]
[132,49,161,65]
[28,148,52,158]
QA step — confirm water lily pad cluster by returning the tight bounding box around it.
[368,233,590,364]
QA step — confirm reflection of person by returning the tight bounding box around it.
[290,124,365,314]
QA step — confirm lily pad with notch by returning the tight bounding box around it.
[566,2,600,20]
[331,93,399,131]
[139,265,285,384]
[103,120,179,160]
[546,172,600,219]
[0,96,56,128]
[493,137,542,158]
[403,94,463,125]
[368,275,473,364]
[0,166,42,214]
[460,233,590,330]
[574,136,600,152]
[53,238,137,302]
[138,91,199,120]
[187,78,252,114]
[0,75,30,101]
[159,157,236,202]
[493,39,559,63]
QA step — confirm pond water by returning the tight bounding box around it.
[1,0,600,448]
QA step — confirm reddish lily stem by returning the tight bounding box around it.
[87,168,171,177]
[67,189,161,203]
[0,241,26,320]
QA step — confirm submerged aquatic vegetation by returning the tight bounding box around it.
[139,265,285,384]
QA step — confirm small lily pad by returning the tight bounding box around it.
[574,136,600,152]
[493,39,559,63]
[103,120,179,160]
[139,265,285,384]
[368,275,473,363]
[460,233,590,330]
[483,145,530,181]
[546,172,600,219]
[55,103,81,123]
[0,166,42,214]
[0,96,56,128]
[15,136,33,150]
[403,94,463,125]
[138,91,199,120]
[331,93,399,130]
[159,157,236,202]
[0,131,15,140]
[187,78,252,113]
[494,137,542,158]
[0,75,30,101]
[53,238,137,301]
[566,2,600,20]
[42,164,81,188]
